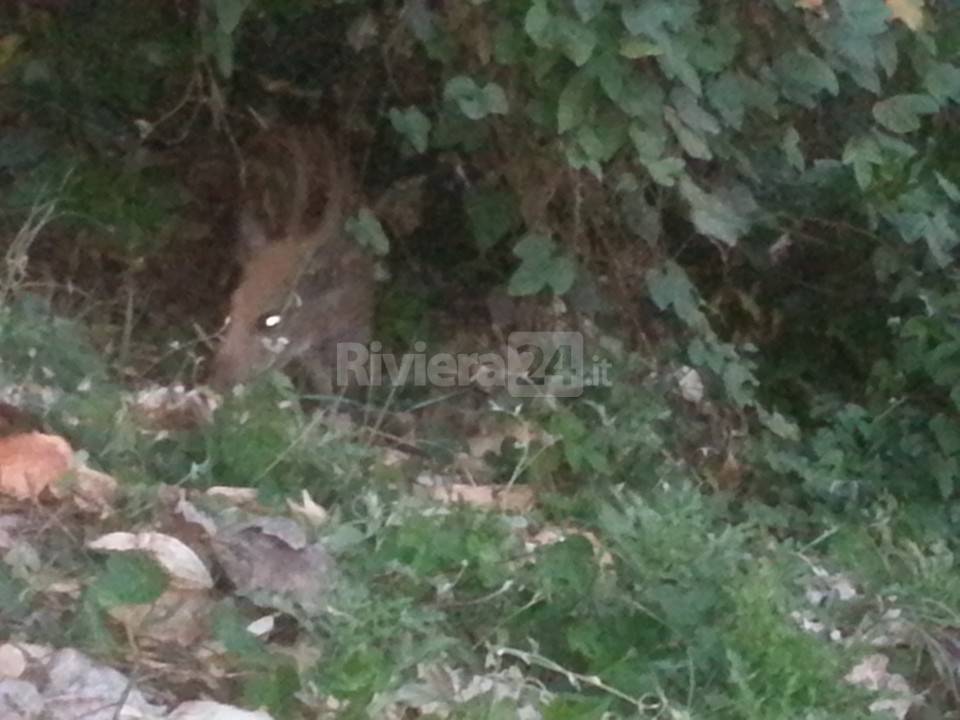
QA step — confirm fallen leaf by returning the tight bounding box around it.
[40,648,167,720]
[0,644,26,678]
[286,490,329,526]
[212,520,337,613]
[51,465,118,515]
[106,588,212,647]
[0,432,72,500]
[87,531,214,590]
[423,481,535,513]
[169,701,274,720]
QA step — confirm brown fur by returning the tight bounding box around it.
[208,127,375,391]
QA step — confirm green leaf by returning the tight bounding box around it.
[873,94,940,133]
[444,76,509,120]
[679,178,756,246]
[558,70,595,132]
[388,106,431,153]
[484,83,509,114]
[671,87,720,135]
[758,407,800,441]
[209,28,234,78]
[555,17,597,66]
[645,260,704,328]
[925,62,960,103]
[644,156,686,187]
[574,0,606,22]
[629,121,668,160]
[92,553,167,608]
[466,189,519,251]
[493,22,525,65]
[346,209,390,255]
[839,0,891,35]
[782,126,804,172]
[665,107,712,160]
[509,234,577,295]
[613,74,665,120]
[842,134,883,189]
[931,414,960,455]
[214,0,253,34]
[707,72,745,129]
[774,49,838,106]
[525,1,552,46]
[621,0,699,35]
[936,172,960,202]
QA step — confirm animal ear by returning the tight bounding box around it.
[238,209,269,259]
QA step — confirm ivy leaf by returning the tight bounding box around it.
[707,72,745,130]
[558,70,595,132]
[346,209,390,255]
[389,106,431,153]
[758,407,800,441]
[671,87,720,135]
[679,178,756,246]
[573,0,605,22]
[665,107,712,160]
[509,234,577,295]
[467,189,519,251]
[936,172,960,203]
[842,134,883,189]
[925,62,960,103]
[782,126,804,172]
[645,260,704,328]
[524,1,552,46]
[873,94,939,133]
[555,17,597,66]
[613,74,665,120]
[839,0,891,36]
[444,76,509,119]
[774,49,838,106]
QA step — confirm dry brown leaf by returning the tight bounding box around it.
[131,385,218,431]
[0,432,72,500]
[106,588,213,647]
[50,465,118,515]
[427,482,536,513]
[87,531,214,590]
[212,520,337,613]
[886,0,924,30]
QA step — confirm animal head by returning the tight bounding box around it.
[208,127,374,391]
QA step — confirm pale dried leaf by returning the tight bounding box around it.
[206,486,259,504]
[0,644,26,679]
[41,648,167,720]
[427,483,535,513]
[0,432,72,500]
[87,532,214,590]
[677,367,703,403]
[246,614,276,637]
[286,490,329,526]
[169,701,273,720]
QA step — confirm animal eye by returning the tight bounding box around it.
[258,312,284,330]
